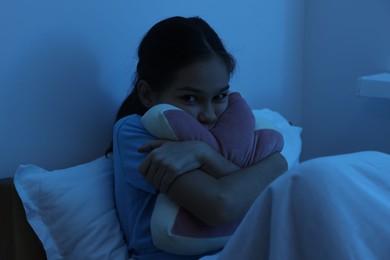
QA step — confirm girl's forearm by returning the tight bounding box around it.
[167,152,287,226]
[200,149,240,178]
[216,153,287,223]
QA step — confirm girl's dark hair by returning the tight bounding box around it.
[106,16,236,156]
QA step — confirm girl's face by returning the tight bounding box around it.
[154,57,230,130]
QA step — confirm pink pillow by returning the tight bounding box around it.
[141,92,284,255]
[142,92,284,167]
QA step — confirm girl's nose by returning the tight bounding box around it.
[198,105,217,129]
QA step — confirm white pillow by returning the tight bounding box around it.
[252,108,302,168]
[13,156,129,260]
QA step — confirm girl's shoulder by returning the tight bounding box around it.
[114,114,156,146]
[114,114,146,135]
[115,114,142,128]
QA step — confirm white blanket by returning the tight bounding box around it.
[201,151,390,260]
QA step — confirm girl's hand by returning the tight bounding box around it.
[138,140,211,192]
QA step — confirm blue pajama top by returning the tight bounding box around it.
[113,115,209,260]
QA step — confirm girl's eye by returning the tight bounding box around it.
[180,95,197,104]
[213,93,228,101]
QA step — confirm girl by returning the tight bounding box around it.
[109,16,287,259]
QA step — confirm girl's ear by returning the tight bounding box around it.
[137,80,158,108]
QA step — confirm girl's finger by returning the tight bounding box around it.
[144,160,159,184]
[138,139,166,153]
[160,173,177,193]
[138,155,152,176]
[152,166,166,188]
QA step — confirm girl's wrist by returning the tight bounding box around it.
[196,142,213,165]
[198,144,239,178]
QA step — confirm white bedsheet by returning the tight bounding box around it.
[201,151,390,260]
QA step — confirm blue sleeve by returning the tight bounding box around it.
[114,115,157,194]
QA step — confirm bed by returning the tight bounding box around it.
[3,150,390,260]
[0,108,302,259]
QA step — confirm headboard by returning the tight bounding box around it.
[0,178,46,260]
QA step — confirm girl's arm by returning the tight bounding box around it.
[169,152,286,227]
[138,140,287,227]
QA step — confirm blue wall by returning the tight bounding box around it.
[3,0,389,177]
[0,0,304,177]
[301,0,390,160]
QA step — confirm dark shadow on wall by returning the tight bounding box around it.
[1,34,118,176]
